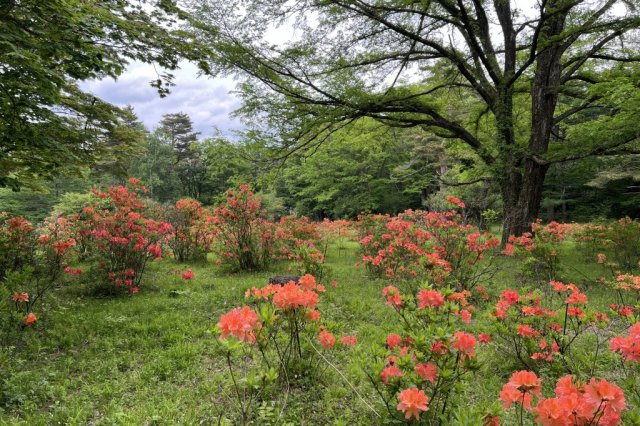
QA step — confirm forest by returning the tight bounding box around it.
[1,0,640,424]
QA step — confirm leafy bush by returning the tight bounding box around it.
[356,197,500,291]
[208,185,277,271]
[165,198,213,262]
[69,178,172,294]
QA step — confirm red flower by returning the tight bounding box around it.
[500,290,520,306]
[23,312,37,326]
[386,333,402,349]
[217,306,261,343]
[417,289,445,309]
[450,331,477,358]
[319,329,336,349]
[446,196,465,209]
[382,286,402,308]
[299,274,316,289]
[11,292,29,303]
[479,333,492,343]
[415,362,437,383]
[532,398,571,426]
[340,334,357,347]
[517,324,538,338]
[397,388,429,420]
[499,371,540,409]
[380,365,403,383]
[584,378,626,414]
[181,269,195,280]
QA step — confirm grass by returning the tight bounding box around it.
[0,240,637,425]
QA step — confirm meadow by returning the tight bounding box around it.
[1,184,639,425]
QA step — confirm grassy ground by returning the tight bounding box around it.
[0,241,636,425]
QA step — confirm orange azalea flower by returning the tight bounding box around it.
[217,306,261,343]
[450,331,477,358]
[318,329,336,349]
[500,371,540,409]
[397,387,429,420]
[23,312,37,326]
[479,333,492,344]
[382,286,402,308]
[11,292,29,303]
[483,415,500,426]
[298,274,316,289]
[584,378,626,414]
[380,365,403,383]
[386,333,402,349]
[306,309,321,322]
[532,398,571,426]
[272,282,319,310]
[417,289,445,309]
[340,334,357,347]
[415,362,437,383]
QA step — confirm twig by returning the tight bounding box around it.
[306,337,381,417]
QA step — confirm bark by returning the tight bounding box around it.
[501,0,567,242]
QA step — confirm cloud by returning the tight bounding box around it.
[80,61,244,138]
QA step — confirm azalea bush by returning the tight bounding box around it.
[502,220,574,283]
[69,178,172,294]
[208,185,277,271]
[0,214,77,335]
[275,215,329,277]
[165,198,213,262]
[357,197,500,291]
[0,213,36,281]
[488,281,615,376]
[366,284,486,423]
[576,218,640,273]
[215,274,355,423]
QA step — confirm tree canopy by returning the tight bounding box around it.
[188,0,640,238]
[0,0,204,189]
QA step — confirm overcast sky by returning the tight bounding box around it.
[81,61,243,138]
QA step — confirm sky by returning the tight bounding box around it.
[81,61,243,138]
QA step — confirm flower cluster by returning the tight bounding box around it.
[166,198,214,262]
[503,220,575,282]
[610,323,640,362]
[490,281,602,370]
[357,199,499,290]
[369,283,485,422]
[217,306,262,343]
[500,371,626,425]
[69,179,172,293]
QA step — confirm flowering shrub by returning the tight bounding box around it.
[0,213,76,333]
[274,215,329,277]
[70,178,172,294]
[576,218,640,273]
[208,185,277,271]
[0,213,36,281]
[215,274,353,423]
[357,197,500,291]
[367,283,485,423]
[165,198,213,262]
[500,371,626,425]
[489,281,607,374]
[502,220,574,283]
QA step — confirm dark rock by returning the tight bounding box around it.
[268,275,300,285]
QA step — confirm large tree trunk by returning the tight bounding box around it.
[500,0,567,242]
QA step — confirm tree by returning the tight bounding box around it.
[0,0,204,189]
[189,0,640,240]
[129,131,183,203]
[156,112,205,199]
[157,113,200,160]
[280,119,436,218]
